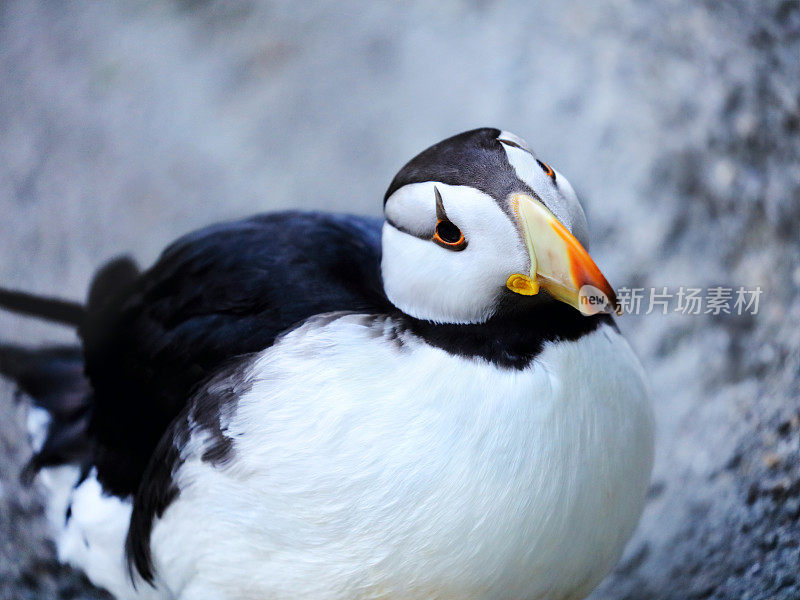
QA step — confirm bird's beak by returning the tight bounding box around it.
[505,194,620,316]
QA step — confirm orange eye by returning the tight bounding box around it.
[433,219,467,251]
[537,159,556,182]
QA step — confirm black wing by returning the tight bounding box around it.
[80,211,389,496]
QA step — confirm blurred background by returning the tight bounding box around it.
[0,1,798,599]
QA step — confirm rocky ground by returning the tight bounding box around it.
[0,1,798,599]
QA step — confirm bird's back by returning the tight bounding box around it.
[80,211,388,497]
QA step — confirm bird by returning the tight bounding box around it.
[0,127,653,600]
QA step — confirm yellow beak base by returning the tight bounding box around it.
[506,274,540,296]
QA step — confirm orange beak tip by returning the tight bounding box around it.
[577,283,620,316]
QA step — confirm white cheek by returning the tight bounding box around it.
[381,187,529,324]
[382,224,486,323]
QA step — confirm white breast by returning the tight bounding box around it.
[151,314,653,600]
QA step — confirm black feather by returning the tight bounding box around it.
[80,212,388,497]
[0,345,93,479]
[401,296,614,369]
[87,255,140,313]
[384,127,534,208]
[125,358,254,585]
[0,288,85,326]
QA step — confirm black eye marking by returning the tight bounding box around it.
[536,159,557,183]
[432,187,467,251]
[434,186,447,221]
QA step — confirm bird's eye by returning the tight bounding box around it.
[433,219,467,251]
[537,159,556,183]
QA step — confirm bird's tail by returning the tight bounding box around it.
[0,288,91,480]
[0,254,140,329]
[0,344,93,478]
[0,285,92,496]
[0,256,140,478]
[0,257,144,595]
[0,288,86,327]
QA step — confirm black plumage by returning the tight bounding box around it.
[384,128,536,209]
[0,345,92,477]
[80,212,388,497]
[125,357,255,584]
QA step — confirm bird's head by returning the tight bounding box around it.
[381,127,618,324]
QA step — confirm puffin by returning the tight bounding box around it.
[0,128,653,600]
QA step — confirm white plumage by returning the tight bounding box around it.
[47,313,652,600]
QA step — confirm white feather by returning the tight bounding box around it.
[26,405,51,453]
[58,473,163,600]
[137,314,654,600]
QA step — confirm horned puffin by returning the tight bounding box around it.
[0,128,653,600]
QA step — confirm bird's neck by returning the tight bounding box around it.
[397,302,614,369]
